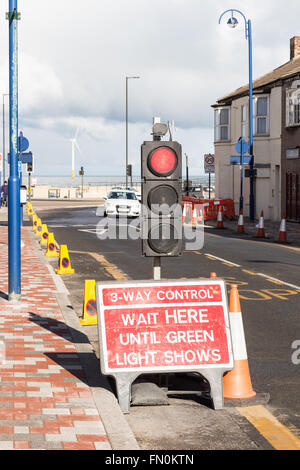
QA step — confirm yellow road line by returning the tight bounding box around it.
[237,405,300,450]
[242,269,258,276]
[88,252,130,281]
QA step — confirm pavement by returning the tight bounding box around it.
[1,202,300,451]
[0,217,139,450]
[216,215,300,247]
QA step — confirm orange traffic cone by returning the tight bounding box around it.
[210,272,217,278]
[223,285,256,399]
[255,211,265,238]
[192,207,198,226]
[277,216,287,243]
[237,209,245,234]
[182,203,186,224]
[198,207,204,226]
[216,206,224,229]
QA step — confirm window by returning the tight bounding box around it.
[253,96,269,135]
[286,80,300,127]
[241,105,248,138]
[214,108,230,141]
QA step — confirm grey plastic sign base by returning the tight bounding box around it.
[112,369,228,414]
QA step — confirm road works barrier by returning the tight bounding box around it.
[55,245,75,275]
[80,280,98,326]
[223,284,256,400]
[45,233,59,258]
[182,197,235,223]
[96,279,234,413]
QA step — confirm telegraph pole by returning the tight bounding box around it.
[8,0,21,300]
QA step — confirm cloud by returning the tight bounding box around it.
[0,0,299,176]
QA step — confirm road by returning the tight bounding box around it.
[27,203,300,450]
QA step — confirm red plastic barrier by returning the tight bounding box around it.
[182,197,235,222]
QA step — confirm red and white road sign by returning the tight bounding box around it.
[96,280,233,374]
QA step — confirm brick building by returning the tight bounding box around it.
[212,36,300,222]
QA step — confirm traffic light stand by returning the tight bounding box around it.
[153,257,161,280]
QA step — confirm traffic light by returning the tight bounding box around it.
[127,164,132,177]
[79,166,84,176]
[141,140,182,257]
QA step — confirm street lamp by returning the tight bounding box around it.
[2,93,9,185]
[126,76,140,188]
[218,9,255,221]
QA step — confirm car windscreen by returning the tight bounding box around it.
[108,192,137,200]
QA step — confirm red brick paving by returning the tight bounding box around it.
[0,225,111,450]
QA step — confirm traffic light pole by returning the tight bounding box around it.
[8,0,21,301]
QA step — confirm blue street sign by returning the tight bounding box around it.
[8,151,33,164]
[235,138,249,156]
[230,155,252,165]
[18,132,29,153]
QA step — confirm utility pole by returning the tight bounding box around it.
[185,153,189,197]
[2,94,9,184]
[8,0,21,301]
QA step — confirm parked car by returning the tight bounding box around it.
[104,190,141,217]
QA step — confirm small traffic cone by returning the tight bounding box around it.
[237,209,245,234]
[45,233,59,257]
[255,211,265,238]
[27,202,33,215]
[182,203,187,224]
[223,285,256,399]
[80,280,98,326]
[277,216,287,243]
[32,214,38,231]
[198,207,204,226]
[34,218,43,237]
[210,272,217,278]
[55,245,75,275]
[192,207,198,226]
[40,224,50,245]
[216,206,224,229]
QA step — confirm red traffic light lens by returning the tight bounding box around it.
[148,147,177,176]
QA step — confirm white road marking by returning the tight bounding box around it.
[204,253,241,267]
[256,273,300,290]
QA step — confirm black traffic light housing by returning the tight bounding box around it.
[141,140,182,257]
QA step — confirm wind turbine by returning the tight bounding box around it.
[69,128,81,179]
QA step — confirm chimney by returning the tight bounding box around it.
[290,36,300,60]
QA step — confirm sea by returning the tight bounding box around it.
[22,175,215,188]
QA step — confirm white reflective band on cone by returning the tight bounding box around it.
[229,313,248,361]
[280,219,286,232]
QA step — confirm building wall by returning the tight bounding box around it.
[214,86,282,221]
[281,79,300,222]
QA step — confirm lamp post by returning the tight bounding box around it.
[8,0,21,300]
[218,9,255,221]
[126,76,140,188]
[2,94,9,186]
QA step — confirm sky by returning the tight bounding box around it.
[0,0,300,178]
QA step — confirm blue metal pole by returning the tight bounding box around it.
[240,141,244,212]
[248,19,255,221]
[8,0,21,300]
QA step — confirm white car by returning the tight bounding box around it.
[104,190,141,217]
[126,187,141,202]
